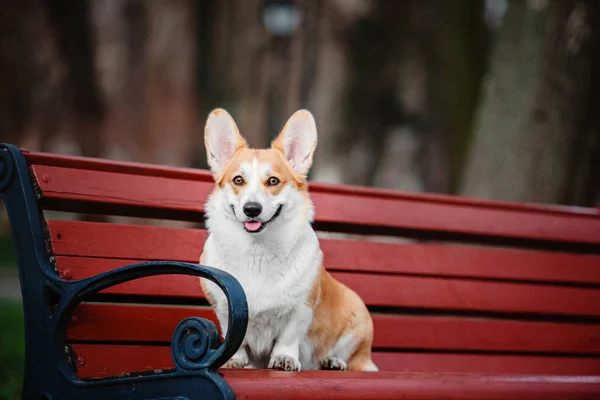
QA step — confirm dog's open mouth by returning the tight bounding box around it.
[244,220,263,232]
[244,205,283,233]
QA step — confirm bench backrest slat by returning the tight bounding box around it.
[56,254,600,317]
[67,303,600,354]
[30,155,600,248]
[48,220,600,285]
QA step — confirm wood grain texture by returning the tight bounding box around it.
[67,303,600,354]
[54,255,600,317]
[48,220,600,285]
[25,149,599,216]
[371,352,600,376]
[222,370,600,400]
[309,190,600,245]
[70,343,600,380]
[30,160,600,244]
[68,303,218,342]
[33,165,211,215]
[56,257,205,298]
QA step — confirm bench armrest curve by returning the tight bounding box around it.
[58,261,248,372]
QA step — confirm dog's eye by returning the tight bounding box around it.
[267,177,280,186]
[233,176,245,186]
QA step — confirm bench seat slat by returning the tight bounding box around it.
[70,344,600,380]
[224,370,600,400]
[32,163,600,244]
[55,255,600,317]
[68,303,600,354]
[48,221,600,285]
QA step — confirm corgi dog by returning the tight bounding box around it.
[199,108,377,372]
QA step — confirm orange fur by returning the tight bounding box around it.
[308,266,375,370]
[218,148,306,194]
[199,252,216,307]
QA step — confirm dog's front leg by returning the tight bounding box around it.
[268,308,311,371]
[215,308,250,369]
[223,344,250,369]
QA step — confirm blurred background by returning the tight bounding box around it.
[1,0,600,398]
[1,0,599,203]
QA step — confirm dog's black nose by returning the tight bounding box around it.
[243,202,262,218]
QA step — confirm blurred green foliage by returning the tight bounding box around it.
[0,235,16,268]
[0,300,24,400]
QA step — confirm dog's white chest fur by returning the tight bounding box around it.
[202,222,322,368]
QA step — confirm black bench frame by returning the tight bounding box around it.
[0,143,249,400]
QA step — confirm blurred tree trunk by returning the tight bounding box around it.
[333,0,487,193]
[309,0,369,184]
[460,0,600,206]
[0,0,107,158]
[144,0,199,167]
[0,0,66,149]
[45,0,106,159]
[206,0,267,147]
[93,0,199,167]
[339,0,406,187]
[434,0,488,193]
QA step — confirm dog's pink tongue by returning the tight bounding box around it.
[245,221,262,232]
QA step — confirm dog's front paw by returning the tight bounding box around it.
[224,358,248,369]
[268,355,301,371]
[320,356,347,371]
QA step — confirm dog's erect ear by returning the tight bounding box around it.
[272,110,318,176]
[204,109,247,176]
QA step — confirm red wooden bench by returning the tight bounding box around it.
[5,144,600,398]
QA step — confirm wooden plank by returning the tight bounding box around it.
[309,190,600,245]
[371,314,600,354]
[70,344,600,379]
[67,303,600,354]
[56,257,205,298]
[49,220,600,285]
[31,163,600,244]
[338,273,600,317]
[71,344,174,379]
[223,370,600,400]
[25,150,599,217]
[26,150,212,181]
[68,303,218,342]
[321,239,600,285]
[33,165,210,216]
[371,352,600,376]
[48,221,206,262]
[53,255,308,298]
[54,256,600,317]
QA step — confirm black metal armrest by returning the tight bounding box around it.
[59,260,248,372]
[0,143,248,400]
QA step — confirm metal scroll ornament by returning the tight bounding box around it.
[171,317,222,371]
